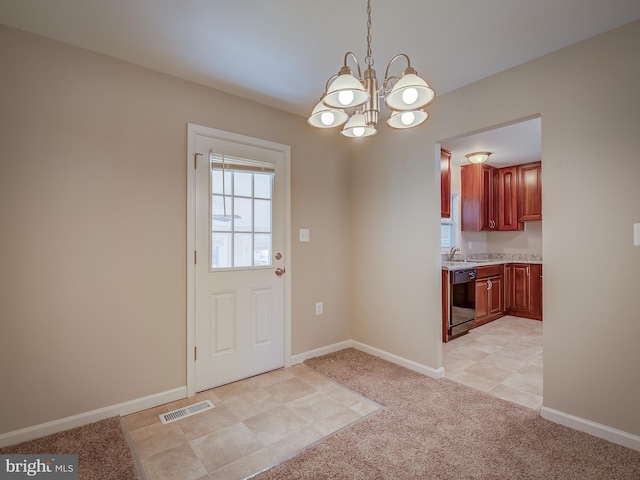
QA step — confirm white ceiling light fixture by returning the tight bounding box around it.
[465,152,492,164]
[307,0,435,138]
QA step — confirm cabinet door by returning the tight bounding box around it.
[442,269,450,342]
[529,264,543,319]
[504,264,512,311]
[440,149,451,218]
[481,165,495,230]
[497,167,521,230]
[461,164,496,231]
[511,264,531,314]
[518,162,542,221]
[475,279,490,321]
[488,276,503,316]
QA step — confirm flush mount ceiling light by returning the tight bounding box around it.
[307,0,435,138]
[465,152,492,164]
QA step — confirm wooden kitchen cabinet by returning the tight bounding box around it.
[506,263,542,320]
[475,264,504,326]
[518,162,542,221]
[496,166,523,231]
[462,161,541,231]
[441,149,451,218]
[461,163,496,231]
[442,269,450,342]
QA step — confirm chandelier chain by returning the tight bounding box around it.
[365,0,374,68]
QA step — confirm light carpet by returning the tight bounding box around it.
[253,348,640,479]
[0,416,140,480]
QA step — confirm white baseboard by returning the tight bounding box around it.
[288,340,353,366]
[0,387,186,449]
[540,406,640,452]
[289,339,445,380]
[351,341,445,379]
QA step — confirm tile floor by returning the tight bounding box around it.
[443,315,543,410]
[124,363,381,480]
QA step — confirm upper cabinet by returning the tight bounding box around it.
[461,161,541,231]
[461,163,496,231]
[440,149,451,218]
[518,161,542,221]
[496,166,521,231]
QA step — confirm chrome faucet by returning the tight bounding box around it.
[449,246,460,261]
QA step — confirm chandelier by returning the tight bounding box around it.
[307,0,435,138]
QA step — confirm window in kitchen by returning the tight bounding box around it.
[441,194,460,249]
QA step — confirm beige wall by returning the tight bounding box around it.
[2,19,639,441]
[0,26,351,434]
[351,20,640,436]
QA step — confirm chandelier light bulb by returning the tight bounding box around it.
[338,90,355,106]
[320,111,335,126]
[401,87,418,105]
[401,111,415,126]
[353,126,366,137]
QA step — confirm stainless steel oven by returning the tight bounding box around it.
[449,268,476,338]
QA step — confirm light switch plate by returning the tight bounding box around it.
[299,229,310,242]
[634,223,640,246]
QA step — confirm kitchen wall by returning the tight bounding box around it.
[0,25,352,435]
[486,222,542,255]
[350,19,640,439]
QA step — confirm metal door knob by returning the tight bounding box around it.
[275,267,286,277]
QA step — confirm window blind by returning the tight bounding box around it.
[210,153,275,174]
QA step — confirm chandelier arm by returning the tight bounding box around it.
[343,51,363,80]
[323,74,339,94]
[383,53,411,82]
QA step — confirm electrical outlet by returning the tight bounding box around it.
[300,229,310,242]
[315,302,323,315]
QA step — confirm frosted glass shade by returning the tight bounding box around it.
[386,109,429,129]
[385,73,435,111]
[323,72,369,109]
[465,152,491,164]
[341,113,377,137]
[307,100,349,128]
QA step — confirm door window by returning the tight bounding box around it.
[210,154,275,269]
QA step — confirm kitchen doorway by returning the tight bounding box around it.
[439,116,543,409]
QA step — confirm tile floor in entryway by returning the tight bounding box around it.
[443,315,544,410]
[124,363,381,480]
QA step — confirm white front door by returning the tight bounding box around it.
[190,127,288,392]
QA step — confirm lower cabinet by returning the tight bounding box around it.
[475,265,505,326]
[505,263,542,320]
[443,262,542,342]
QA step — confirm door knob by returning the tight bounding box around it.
[275,267,285,277]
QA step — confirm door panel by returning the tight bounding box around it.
[194,132,285,392]
[210,291,236,357]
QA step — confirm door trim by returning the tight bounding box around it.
[186,123,291,397]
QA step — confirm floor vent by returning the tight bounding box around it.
[159,400,214,425]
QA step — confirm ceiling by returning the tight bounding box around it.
[441,117,541,168]
[1,1,639,161]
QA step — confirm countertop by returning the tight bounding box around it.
[442,258,543,271]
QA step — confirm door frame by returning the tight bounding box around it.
[186,123,292,397]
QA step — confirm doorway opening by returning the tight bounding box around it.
[439,116,543,410]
